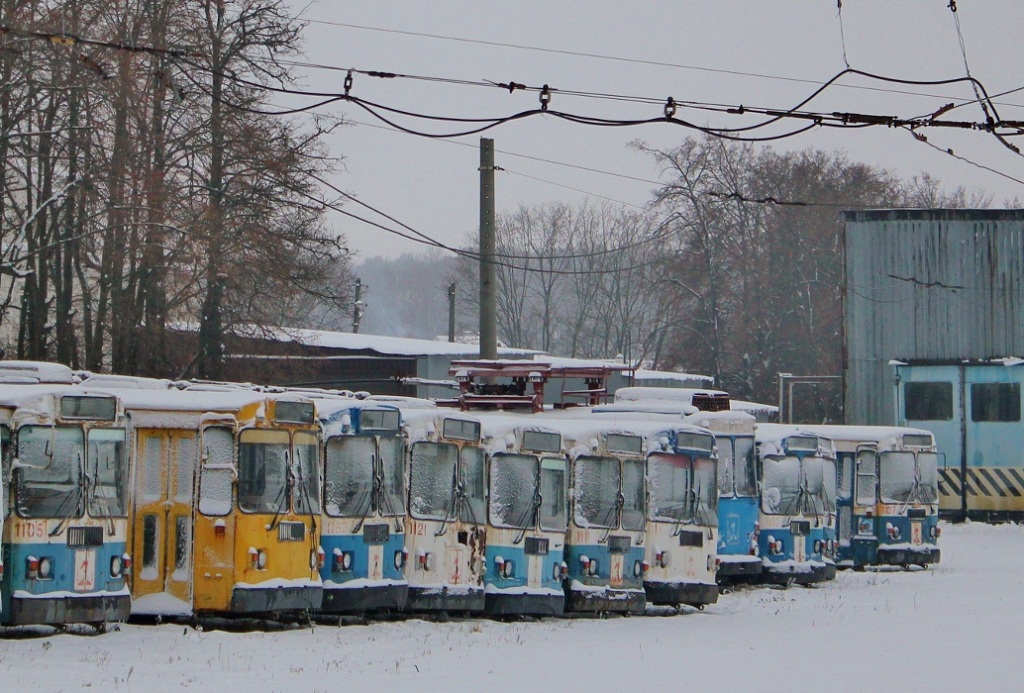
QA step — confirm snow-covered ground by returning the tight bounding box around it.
[2,521,1020,692]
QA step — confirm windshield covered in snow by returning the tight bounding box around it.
[325,436,374,517]
[621,458,646,531]
[717,438,735,497]
[761,456,801,515]
[237,429,289,514]
[804,457,836,514]
[539,457,567,531]
[574,456,620,529]
[410,442,458,520]
[880,451,939,504]
[16,425,83,519]
[648,452,690,522]
[692,456,719,525]
[87,428,128,518]
[460,446,486,524]
[490,453,538,529]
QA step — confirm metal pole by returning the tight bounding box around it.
[448,283,456,342]
[778,373,791,422]
[351,278,363,334]
[479,138,497,360]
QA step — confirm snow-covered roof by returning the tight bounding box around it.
[632,367,714,383]
[217,325,540,358]
[0,360,77,384]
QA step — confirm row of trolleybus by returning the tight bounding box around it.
[0,361,940,629]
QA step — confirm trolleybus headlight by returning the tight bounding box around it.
[38,556,53,580]
[655,550,671,569]
[315,547,326,570]
[395,548,407,570]
[123,553,132,575]
[633,560,644,578]
[886,523,900,541]
[26,556,39,580]
[249,547,268,570]
[110,555,123,579]
[813,540,822,554]
[417,550,432,571]
[333,549,353,572]
[929,526,938,540]
[587,559,599,576]
[560,561,568,579]
[707,555,714,572]
[501,559,515,579]
[553,562,562,581]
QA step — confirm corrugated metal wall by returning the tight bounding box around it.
[844,210,1024,424]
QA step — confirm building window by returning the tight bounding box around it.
[904,382,953,421]
[970,383,1021,422]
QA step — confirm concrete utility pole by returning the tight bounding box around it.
[479,138,497,359]
[448,283,457,342]
[352,278,364,334]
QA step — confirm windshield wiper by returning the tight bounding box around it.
[294,454,318,546]
[375,456,405,533]
[266,454,291,532]
[512,483,542,545]
[434,469,460,537]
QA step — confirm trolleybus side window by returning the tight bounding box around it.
[855,450,877,506]
[489,453,537,529]
[621,458,646,531]
[647,452,689,522]
[175,437,195,504]
[574,456,620,529]
[325,437,374,517]
[379,436,406,516]
[970,383,1021,422]
[237,429,289,514]
[292,431,320,515]
[16,425,83,519]
[88,428,128,517]
[904,382,953,421]
[761,456,800,515]
[410,442,459,520]
[734,437,757,497]
[692,455,719,524]
[539,457,567,531]
[459,446,486,524]
[199,426,234,517]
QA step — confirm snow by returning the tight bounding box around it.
[0,522,1021,692]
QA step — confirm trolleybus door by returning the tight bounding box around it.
[132,430,197,614]
[193,426,236,612]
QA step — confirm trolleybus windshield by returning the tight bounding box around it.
[734,437,757,497]
[237,429,289,514]
[325,437,373,517]
[803,457,836,515]
[459,446,486,524]
[538,458,567,531]
[16,425,83,518]
[574,456,620,529]
[692,456,719,524]
[761,456,801,515]
[410,442,459,520]
[490,453,537,529]
[379,436,406,516]
[621,459,646,531]
[879,451,939,504]
[87,428,128,517]
[648,452,689,522]
[293,431,320,515]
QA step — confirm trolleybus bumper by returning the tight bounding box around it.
[566,586,646,615]
[4,593,131,626]
[716,557,763,579]
[762,561,831,585]
[876,545,940,567]
[407,586,486,612]
[644,580,718,608]
[230,585,322,614]
[321,583,408,613]
[485,590,565,616]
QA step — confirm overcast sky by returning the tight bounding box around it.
[284,1,1024,261]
